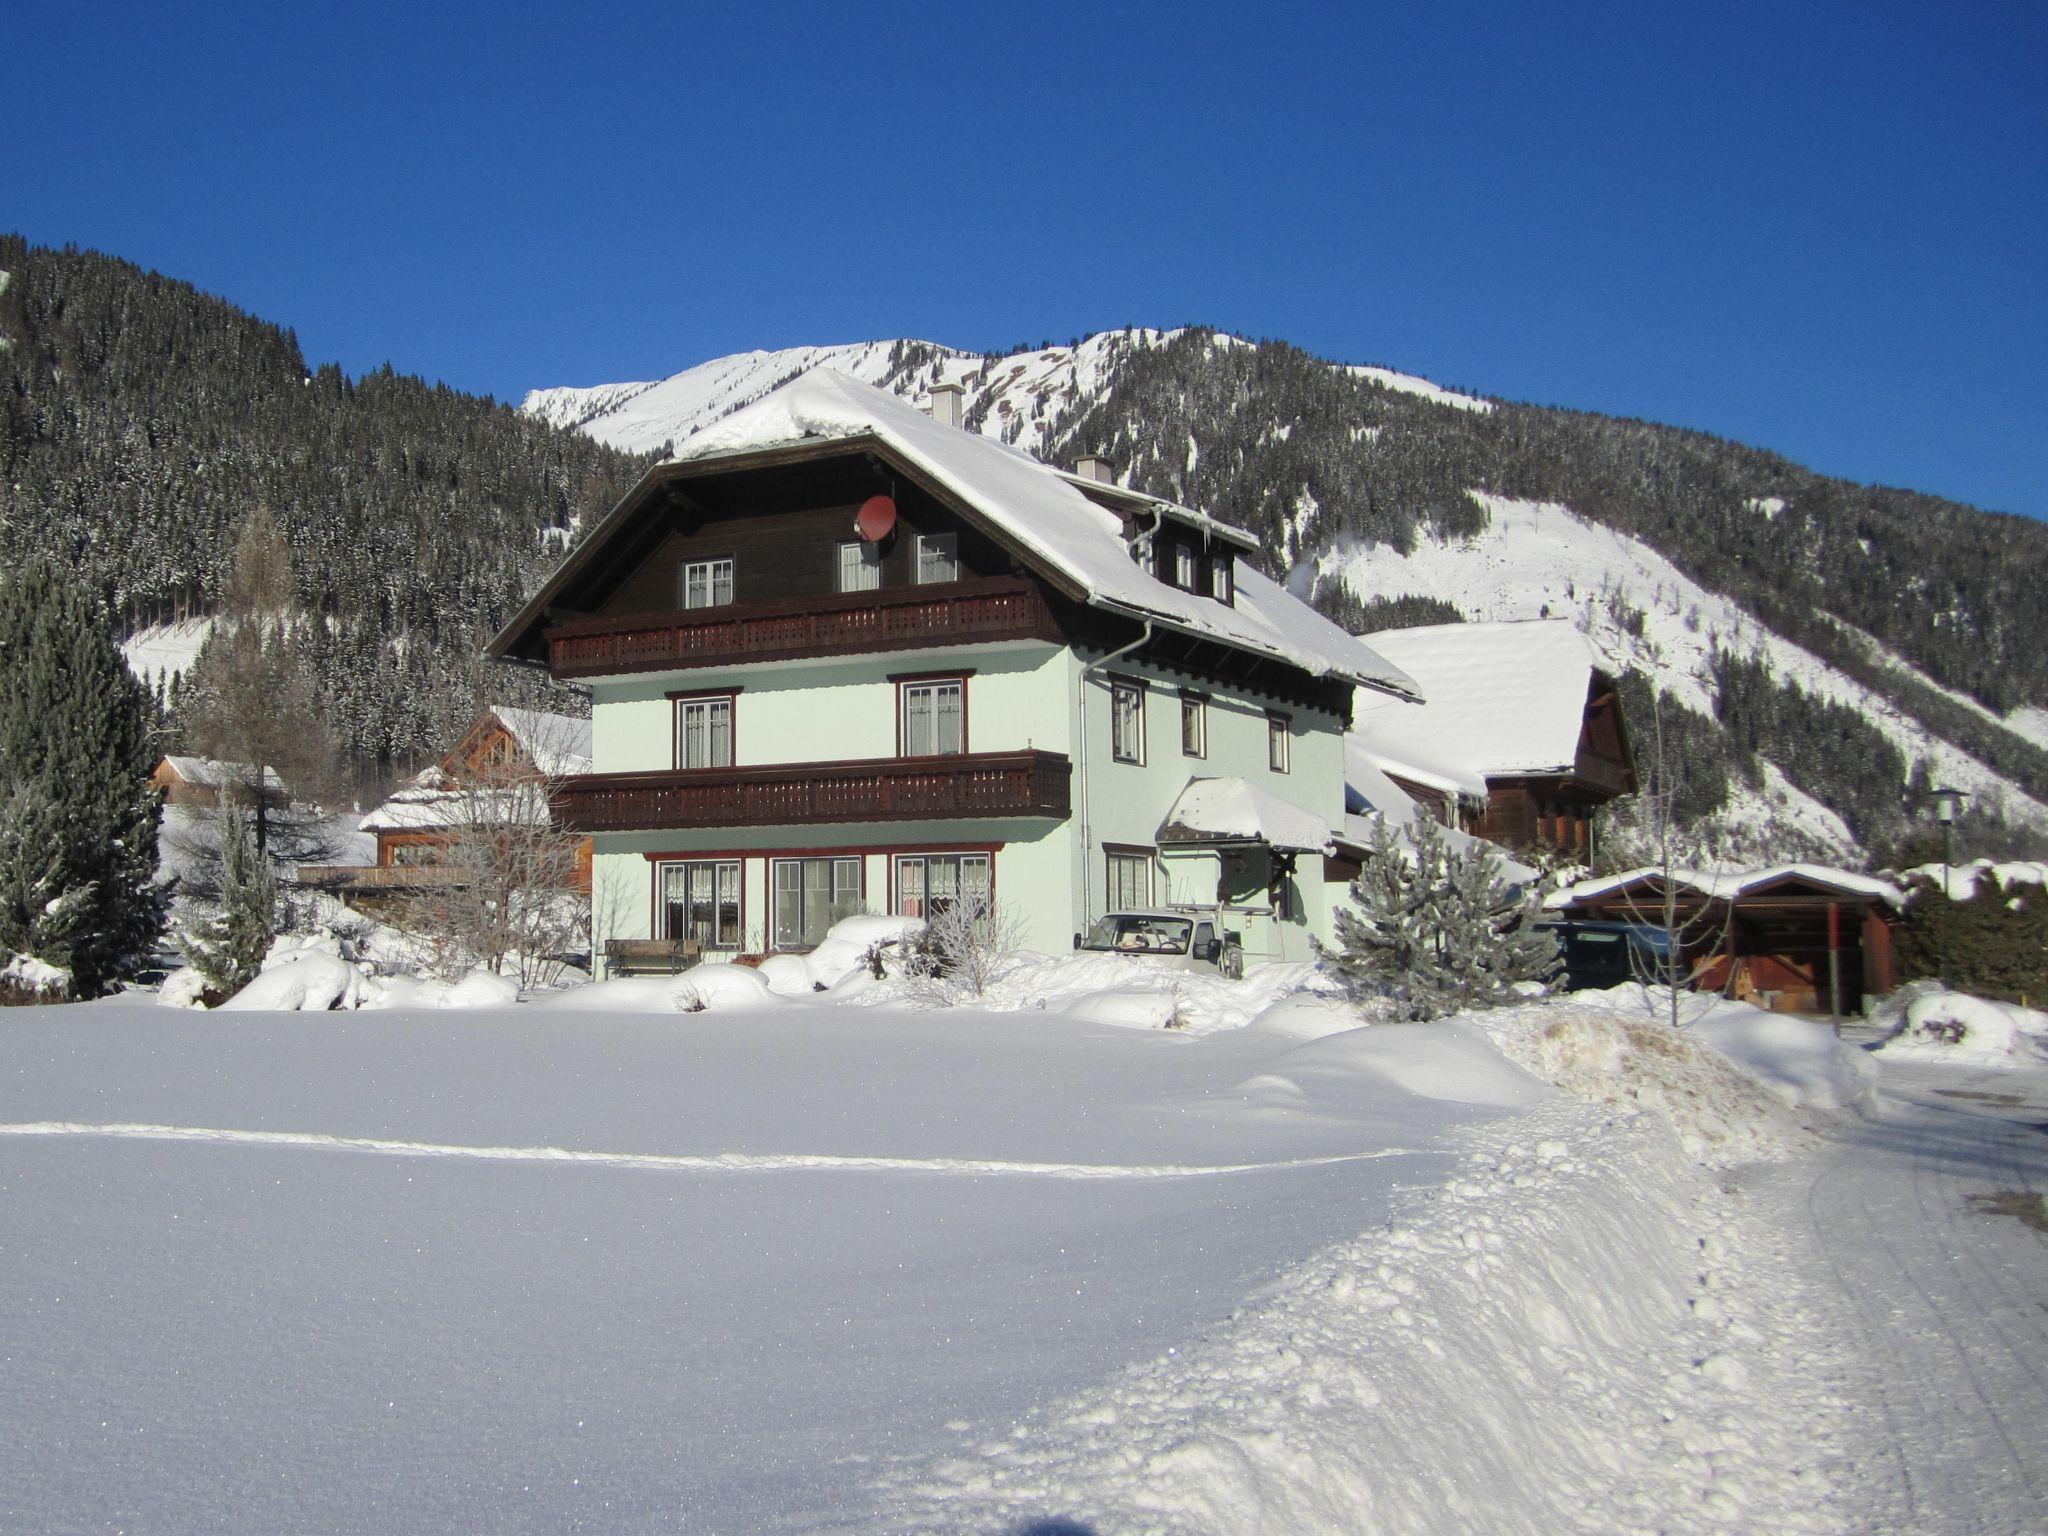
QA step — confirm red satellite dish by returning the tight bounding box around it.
[855,494,898,543]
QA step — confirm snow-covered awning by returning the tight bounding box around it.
[1157,777,1337,855]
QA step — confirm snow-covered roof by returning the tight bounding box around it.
[669,372,1420,701]
[1342,740,1420,826]
[1339,811,1539,885]
[1349,620,1600,788]
[158,756,285,792]
[361,786,553,834]
[1156,776,1337,854]
[487,707,592,777]
[1547,864,1904,910]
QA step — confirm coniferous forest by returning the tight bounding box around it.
[0,235,649,777]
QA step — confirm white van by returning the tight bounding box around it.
[1074,907,1245,979]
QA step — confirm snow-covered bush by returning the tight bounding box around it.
[901,894,1023,1000]
[1321,817,1559,1020]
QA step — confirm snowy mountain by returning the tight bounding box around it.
[529,329,2048,866]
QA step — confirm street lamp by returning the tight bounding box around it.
[1922,786,1968,897]
[1920,786,1968,991]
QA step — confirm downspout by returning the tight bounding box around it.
[1076,616,1155,924]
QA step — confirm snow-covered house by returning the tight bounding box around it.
[149,755,287,810]
[489,371,1420,964]
[300,706,594,897]
[1348,619,1634,858]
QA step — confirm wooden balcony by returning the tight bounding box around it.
[543,577,1063,679]
[552,750,1072,832]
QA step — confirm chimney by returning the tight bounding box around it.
[928,382,964,428]
[1073,454,1116,484]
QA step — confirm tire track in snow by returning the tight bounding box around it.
[0,1121,1423,1180]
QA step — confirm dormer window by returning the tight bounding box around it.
[916,533,959,584]
[1211,552,1233,604]
[1173,542,1196,590]
[680,557,733,610]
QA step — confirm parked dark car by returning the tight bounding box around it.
[1536,920,1675,992]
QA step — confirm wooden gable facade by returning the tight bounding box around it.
[1473,672,1635,858]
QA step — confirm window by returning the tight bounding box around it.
[1211,553,1233,603]
[1180,692,1207,759]
[915,533,958,585]
[659,860,741,949]
[1110,677,1146,764]
[1105,848,1153,909]
[1173,542,1196,590]
[772,857,863,950]
[1268,712,1291,773]
[680,557,734,610]
[900,678,965,757]
[895,852,990,918]
[675,695,734,769]
[837,541,881,593]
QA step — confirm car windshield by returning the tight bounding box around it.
[1080,915,1193,954]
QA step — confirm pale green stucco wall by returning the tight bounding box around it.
[582,633,1355,966]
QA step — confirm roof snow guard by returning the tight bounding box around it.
[490,371,1421,703]
[1157,776,1337,855]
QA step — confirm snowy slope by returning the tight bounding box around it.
[120,617,213,686]
[1316,495,2048,851]
[521,329,1474,465]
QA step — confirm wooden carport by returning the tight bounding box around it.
[1548,866,1901,1016]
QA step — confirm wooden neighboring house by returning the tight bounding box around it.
[298,707,594,900]
[150,756,287,810]
[1348,619,1635,860]
[1546,864,1901,1014]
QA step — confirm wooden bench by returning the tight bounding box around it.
[603,937,703,977]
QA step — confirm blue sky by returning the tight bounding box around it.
[7,2,2044,516]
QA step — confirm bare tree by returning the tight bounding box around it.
[180,506,343,865]
[393,720,589,990]
[1611,684,1734,1030]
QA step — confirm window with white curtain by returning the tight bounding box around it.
[675,695,733,769]
[680,557,734,609]
[660,860,741,949]
[837,541,881,592]
[900,678,964,756]
[915,533,958,584]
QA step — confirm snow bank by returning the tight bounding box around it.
[1690,1002,1877,1112]
[1874,983,2048,1064]
[876,1085,1857,1533]
[1479,998,1809,1165]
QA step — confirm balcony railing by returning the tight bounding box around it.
[552,750,1072,832]
[544,577,1062,679]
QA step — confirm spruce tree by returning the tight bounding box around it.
[0,558,165,997]
[1321,816,1559,1020]
[180,807,276,998]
